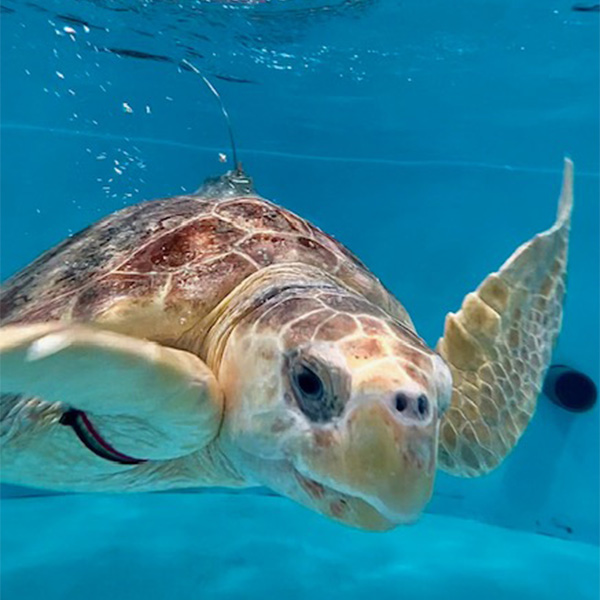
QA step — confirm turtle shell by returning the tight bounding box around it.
[0,171,412,350]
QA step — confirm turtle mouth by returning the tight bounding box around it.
[59,409,147,466]
[293,467,422,529]
[293,469,408,529]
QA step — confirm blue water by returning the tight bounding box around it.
[1,1,599,598]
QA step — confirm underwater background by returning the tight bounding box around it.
[1,0,599,598]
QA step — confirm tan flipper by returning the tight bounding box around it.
[0,323,224,488]
[437,159,573,477]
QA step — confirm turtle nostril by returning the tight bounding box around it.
[395,392,408,412]
[393,391,431,423]
[417,394,429,417]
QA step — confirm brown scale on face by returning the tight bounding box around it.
[215,282,453,531]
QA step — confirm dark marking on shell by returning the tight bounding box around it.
[122,217,245,272]
[216,199,309,234]
[1,197,209,325]
[238,232,339,272]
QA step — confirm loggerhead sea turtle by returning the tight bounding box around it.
[0,160,573,531]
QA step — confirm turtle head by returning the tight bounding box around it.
[211,271,452,531]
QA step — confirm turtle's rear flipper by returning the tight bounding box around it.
[0,323,224,489]
[437,159,573,477]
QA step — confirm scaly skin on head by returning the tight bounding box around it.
[203,263,453,530]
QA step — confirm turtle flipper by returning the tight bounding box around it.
[0,323,224,489]
[436,159,573,477]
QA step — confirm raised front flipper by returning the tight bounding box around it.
[0,323,224,491]
[437,159,573,476]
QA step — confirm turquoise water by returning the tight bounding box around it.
[1,1,599,598]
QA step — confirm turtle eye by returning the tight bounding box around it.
[289,358,344,423]
[294,365,324,399]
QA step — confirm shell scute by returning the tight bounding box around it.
[168,252,257,315]
[121,217,246,273]
[216,198,310,235]
[237,232,340,272]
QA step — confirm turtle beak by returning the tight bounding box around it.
[299,400,438,526]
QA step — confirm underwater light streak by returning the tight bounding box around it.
[2,123,599,179]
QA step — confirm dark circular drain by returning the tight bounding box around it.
[543,365,598,413]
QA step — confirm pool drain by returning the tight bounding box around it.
[543,365,597,413]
